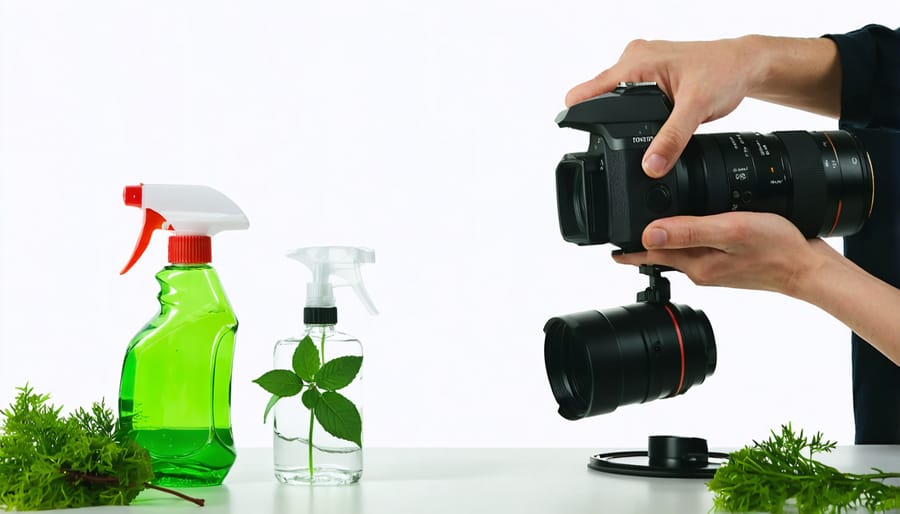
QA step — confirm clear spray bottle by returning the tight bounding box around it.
[271,246,377,485]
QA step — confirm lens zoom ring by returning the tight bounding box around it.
[775,131,826,237]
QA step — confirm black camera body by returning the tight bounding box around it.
[556,83,688,252]
[555,82,873,253]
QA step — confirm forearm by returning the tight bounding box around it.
[792,241,900,366]
[741,34,842,118]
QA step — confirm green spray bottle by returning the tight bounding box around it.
[118,184,249,487]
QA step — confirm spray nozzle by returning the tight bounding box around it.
[121,184,249,274]
[287,246,378,315]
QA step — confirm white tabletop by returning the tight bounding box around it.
[31,446,900,513]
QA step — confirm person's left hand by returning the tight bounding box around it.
[612,211,836,296]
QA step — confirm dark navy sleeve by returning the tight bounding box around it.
[825,24,900,445]
[825,24,900,130]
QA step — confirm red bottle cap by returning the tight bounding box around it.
[168,235,212,265]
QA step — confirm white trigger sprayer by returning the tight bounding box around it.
[287,246,378,316]
[120,183,250,274]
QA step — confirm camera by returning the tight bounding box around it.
[555,83,873,253]
[544,83,874,419]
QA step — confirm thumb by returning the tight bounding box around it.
[643,101,701,178]
[643,215,735,251]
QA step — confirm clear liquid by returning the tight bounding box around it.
[272,328,363,486]
[274,430,362,485]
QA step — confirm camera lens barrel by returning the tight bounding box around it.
[690,130,874,238]
[544,302,716,420]
[555,130,874,249]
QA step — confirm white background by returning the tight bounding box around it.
[0,1,897,450]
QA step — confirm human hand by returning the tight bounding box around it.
[616,211,900,365]
[611,211,837,296]
[565,38,762,178]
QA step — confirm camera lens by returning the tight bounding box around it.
[544,302,716,419]
[685,130,874,238]
[554,130,874,249]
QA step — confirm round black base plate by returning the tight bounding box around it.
[588,450,730,478]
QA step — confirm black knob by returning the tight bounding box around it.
[646,184,672,213]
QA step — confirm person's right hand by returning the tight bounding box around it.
[610,211,823,295]
[565,37,763,178]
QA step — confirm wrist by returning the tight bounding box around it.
[786,240,846,304]
[741,34,841,116]
[733,34,772,99]
[785,241,900,365]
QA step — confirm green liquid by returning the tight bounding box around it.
[123,428,235,487]
[119,264,237,487]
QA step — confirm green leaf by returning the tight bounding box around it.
[292,336,321,382]
[316,356,362,391]
[252,370,303,397]
[314,391,362,447]
[263,394,280,423]
[301,388,321,410]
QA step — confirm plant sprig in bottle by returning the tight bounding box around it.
[253,333,362,478]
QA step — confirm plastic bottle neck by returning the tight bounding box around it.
[304,323,336,334]
[154,265,233,314]
[169,235,212,265]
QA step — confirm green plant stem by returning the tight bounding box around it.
[741,465,900,483]
[61,468,205,507]
[304,329,329,480]
[308,400,315,479]
[143,484,206,507]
